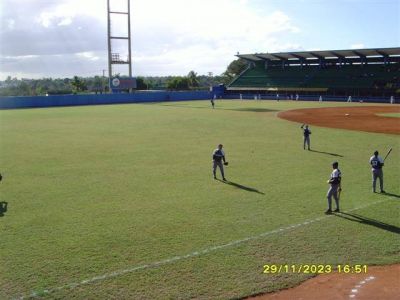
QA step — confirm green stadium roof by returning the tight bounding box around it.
[237,47,400,62]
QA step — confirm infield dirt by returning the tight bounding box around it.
[278,105,400,135]
[247,264,400,300]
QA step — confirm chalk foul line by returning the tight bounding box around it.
[18,198,390,299]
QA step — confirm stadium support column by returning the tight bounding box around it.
[107,0,133,92]
[127,0,132,79]
[107,0,112,90]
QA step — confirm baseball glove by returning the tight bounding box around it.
[224,162,229,166]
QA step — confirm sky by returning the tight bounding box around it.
[0,0,399,79]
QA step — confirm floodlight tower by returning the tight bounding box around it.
[107,0,132,90]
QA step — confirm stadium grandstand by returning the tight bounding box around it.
[228,47,400,97]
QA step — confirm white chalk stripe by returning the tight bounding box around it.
[348,274,376,298]
[17,198,388,299]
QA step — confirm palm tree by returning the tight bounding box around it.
[70,76,87,93]
[187,70,199,89]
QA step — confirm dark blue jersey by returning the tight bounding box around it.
[370,156,383,169]
[212,149,225,162]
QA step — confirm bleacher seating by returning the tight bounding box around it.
[229,63,399,91]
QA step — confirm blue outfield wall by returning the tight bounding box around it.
[0,90,396,109]
[0,91,212,109]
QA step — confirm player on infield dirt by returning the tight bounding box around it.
[212,144,227,181]
[369,150,385,193]
[325,161,342,214]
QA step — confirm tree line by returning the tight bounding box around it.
[0,59,248,97]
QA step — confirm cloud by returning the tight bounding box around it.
[6,19,15,30]
[0,0,301,79]
[1,14,106,56]
[131,0,301,75]
[132,1,299,49]
[75,51,100,61]
[57,18,73,26]
[350,43,365,49]
[0,53,107,79]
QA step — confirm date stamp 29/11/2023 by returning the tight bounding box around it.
[263,264,368,274]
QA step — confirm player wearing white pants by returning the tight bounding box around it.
[325,162,341,214]
[369,151,385,193]
[301,124,311,150]
[212,144,226,181]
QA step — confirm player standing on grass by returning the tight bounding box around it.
[325,161,341,214]
[212,144,227,181]
[300,124,311,150]
[369,150,385,193]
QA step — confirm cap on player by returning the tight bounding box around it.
[374,150,379,156]
[332,161,339,167]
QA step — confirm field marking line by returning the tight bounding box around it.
[17,198,392,299]
[348,275,376,299]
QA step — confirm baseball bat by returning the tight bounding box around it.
[383,148,393,162]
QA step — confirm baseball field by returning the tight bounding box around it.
[0,100,399,299]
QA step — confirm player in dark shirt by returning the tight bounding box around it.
[301,124,311,150]
[369,151,385,193]
[212,144,226,180]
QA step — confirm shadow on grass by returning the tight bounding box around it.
[380,192,400,199]
[157,103,209,109]
[227,108,279,113]
[156,103,279,113]
[0,201,8,217]
[334,212,400,234]
[217,179,265,195]
[309,149,344,157]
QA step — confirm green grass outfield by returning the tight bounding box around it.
[0,100,399,299]
[378,112,400,118]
